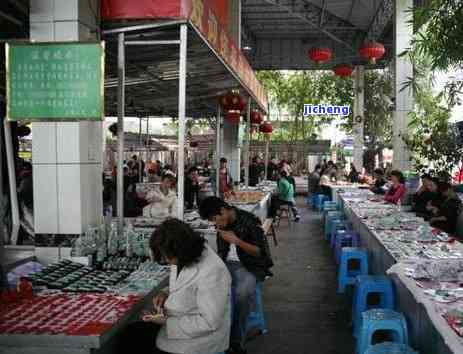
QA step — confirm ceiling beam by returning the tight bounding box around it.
[319,0,327,27]
[0,10,23,27]
[262,0,356,52]
[366,0,393,40]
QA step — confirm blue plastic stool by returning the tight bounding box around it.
[325,211,343,238]
[329,219,349,244]
[357,309,409,354]
[353,275,395,338]
[337,247,368,294]
[334,231,360,263]
[322,204,338,223]
[365,342,417,354]
[323,201,338,210]
[315,194,329,211]
[246,282,268,335]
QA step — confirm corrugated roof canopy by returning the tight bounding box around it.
[103,21,266,119]
[241,0,426,70]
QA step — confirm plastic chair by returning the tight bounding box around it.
[365,342,417,354]
[334,230,360,263]
[246,282,268,335]
[337,247,368,294]
[353,275,395,338]
[357,309,409,354]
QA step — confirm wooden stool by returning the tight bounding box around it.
[263,218,278,246]
[275,204,291,228]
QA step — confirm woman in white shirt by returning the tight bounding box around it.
[143,219,232,354]
[143,174,177,219]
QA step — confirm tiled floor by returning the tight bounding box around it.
[248,198,355,354]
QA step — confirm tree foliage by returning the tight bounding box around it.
[404,90,462,181]
[408,0,463,106]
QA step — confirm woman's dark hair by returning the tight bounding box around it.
[350,164,358,173]
[430,177,440,186]
[314,164,321,172]
[374,168,384,176]
[188,166,198,174]
[390,170,406,184]
[150,219,206,268]
[220,157,228,163]
[199,196,230,220]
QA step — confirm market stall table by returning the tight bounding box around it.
[335,188,463,354]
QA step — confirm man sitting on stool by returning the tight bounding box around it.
[199,197,274,354]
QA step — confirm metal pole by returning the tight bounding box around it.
[0,115,5,272]
[177,24,187,219]
[265,139,269,181]
[244,99,251,187]
[3,120,19,244]
[215,105,221,197]
[138,117,142,183]
[117,32,125,237]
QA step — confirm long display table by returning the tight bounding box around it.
[337,189,463,354]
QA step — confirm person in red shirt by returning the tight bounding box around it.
[384,170,407,204]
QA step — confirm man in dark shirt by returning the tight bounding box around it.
[412,175,439,218]
[249,156,263,187]
[184,166,201,209]
[428,182,462,235]
[199,197,273,354]
[370,168,387,195]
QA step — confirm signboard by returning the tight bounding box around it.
[6,42,105,121]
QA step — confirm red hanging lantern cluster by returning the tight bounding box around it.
[308,47,333,64]
[250,109,263,126]
[333,64,354,78]
[219,90,247,125]
[359,41,385,64]
[225,111,241,125]
[259,121,273,140]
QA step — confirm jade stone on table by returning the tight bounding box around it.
[6,42,104,121]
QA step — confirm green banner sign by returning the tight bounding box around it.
[6,42,105,121]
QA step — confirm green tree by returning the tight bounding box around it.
[341,70,393,171]
[404,90,462,181]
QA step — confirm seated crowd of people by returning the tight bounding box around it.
[309,161,462,236]
[121,195,274,354]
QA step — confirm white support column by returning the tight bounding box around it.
[353,65,365,172]
[244,100,251,187]
[177,24,188,219]
[393,0,413,171]
[116,32,125,236]
[30,0,102,235]
[215,106,221,197]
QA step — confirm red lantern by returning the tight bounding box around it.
[225,111,241,125]
[333,64,354,78]
[308,47,332,64]
[219,90,246,112]
[250,110,263,125]
[359,41,385,64]
[259,121,273,140]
